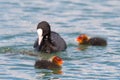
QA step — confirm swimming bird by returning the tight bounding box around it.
[35,56,63,69]
[33,21,67,53]
[76,34,107,46]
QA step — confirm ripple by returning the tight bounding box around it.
[0,0,120,80]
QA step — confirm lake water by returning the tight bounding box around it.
[0,0,120,80]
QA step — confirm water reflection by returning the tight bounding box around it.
[35,69,62,80]
[77,45,89,51]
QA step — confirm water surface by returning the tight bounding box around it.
[0,0,120,80]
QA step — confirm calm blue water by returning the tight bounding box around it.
[0,0,120,80]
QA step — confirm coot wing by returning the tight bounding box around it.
[51,31,67,51]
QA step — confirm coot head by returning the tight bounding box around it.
[37,21,51,46]
[76,34,89,44]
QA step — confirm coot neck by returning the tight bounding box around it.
[43,33,52,43]
[39,33,52,48]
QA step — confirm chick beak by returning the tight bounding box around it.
[58,60,64,66]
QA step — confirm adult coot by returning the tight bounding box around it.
[34,21,67,53]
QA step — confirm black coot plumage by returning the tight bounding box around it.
[88,37,107,46]
[34,21,67,53]
[76,34,107,46]
[35,56,63,69]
